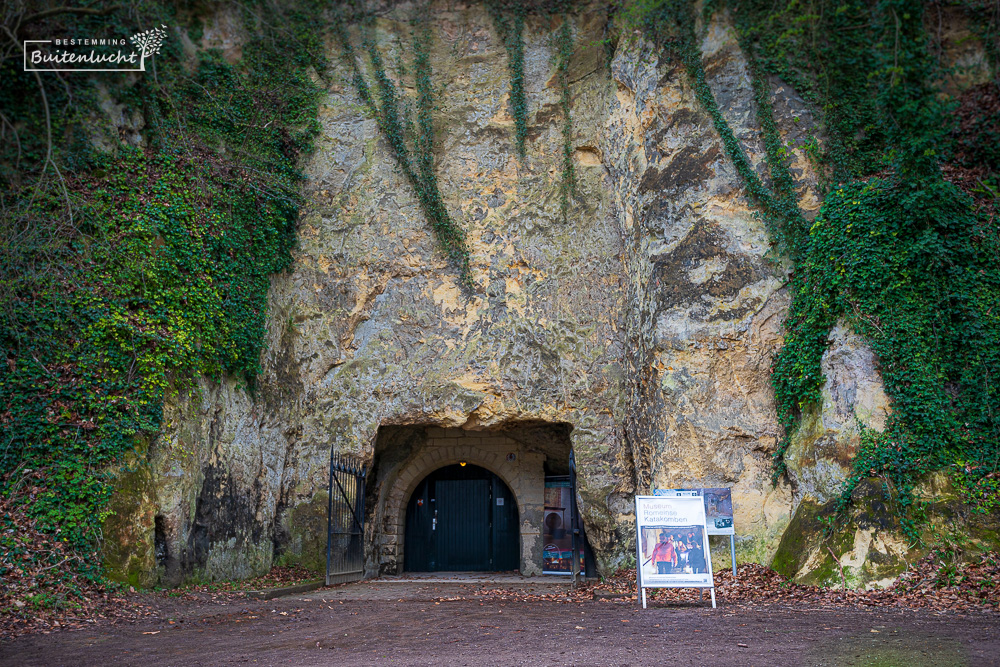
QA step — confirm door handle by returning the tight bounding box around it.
[432,509,437,531]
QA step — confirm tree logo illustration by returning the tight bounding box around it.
[129,25,168,71]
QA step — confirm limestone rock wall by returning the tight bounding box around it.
[115,2,913,585]
[606,15,799,567]
[784,320,892,504]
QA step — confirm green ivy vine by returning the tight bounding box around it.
[488,1,529,159]
[629,0,1000,534]
[555,16,577,220]
[488,1,579,219]
[333,3,472,287]
[0,0,324,588]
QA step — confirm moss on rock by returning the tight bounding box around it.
[278,492,331,574]
[102,452,157,588]
[773,476,1000,589]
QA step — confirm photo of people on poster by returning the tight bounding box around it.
[640,525,708,577]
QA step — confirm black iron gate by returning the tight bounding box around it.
[325,455,367,585]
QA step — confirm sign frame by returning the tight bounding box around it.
[634,495,716,609]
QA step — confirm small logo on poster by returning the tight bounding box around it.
[24,25,168,72]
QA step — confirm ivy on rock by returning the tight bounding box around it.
[628,0,1000,534]
[0,0,324,590]
[489,0,579,218]
[488,1,530,159]
[334,3,473,287]
[555,16,577,220]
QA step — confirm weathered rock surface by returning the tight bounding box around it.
[103,2,988,587]
[606,13,802,569]
[784,320,892,505]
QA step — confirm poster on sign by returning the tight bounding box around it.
[634,495,715,601]
[703,488,734,536]
[543,479,585,575]
[653,488,734,536]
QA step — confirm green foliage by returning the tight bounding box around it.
[630,0,1000,534]
[954,462,1000,515]
[488,1,529,158]
[749,0,999,533]
[1,0,323,569]
[632,0,807,251]
[729,0,889,183]
[555,16,577,219]
[791,175,999,533]
[335,0,581,274]
[333,4,472,287]
[489,1,578,217]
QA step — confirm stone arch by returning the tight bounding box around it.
[388,446,522,526]
[385,444,526,571]
[370,426,563,576]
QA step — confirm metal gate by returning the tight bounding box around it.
[325,455,367,585]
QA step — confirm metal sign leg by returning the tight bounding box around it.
[634,508,642,605]
[710,587,716,609]
[730,534,737,577]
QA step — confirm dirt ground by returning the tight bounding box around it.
[1,578,998,666]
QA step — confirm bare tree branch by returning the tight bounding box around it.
[32,69,74,227]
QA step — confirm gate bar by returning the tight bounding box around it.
[325,445,335,585]
[325,453,368,586]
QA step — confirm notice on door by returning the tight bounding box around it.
[635,495,713,589]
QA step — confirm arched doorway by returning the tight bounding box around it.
[404,464,519,572]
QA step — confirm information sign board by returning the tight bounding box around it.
[634,495,715,608]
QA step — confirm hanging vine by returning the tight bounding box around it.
[627,0,1000,534]
[555,15,577,220]
[487,1,529,158]
[333,4,472,287]
[487,1,579,217]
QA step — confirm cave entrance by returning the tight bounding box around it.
[370,423,580,576]
[404,464,519,572]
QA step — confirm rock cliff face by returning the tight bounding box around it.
[107,2,970,587]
